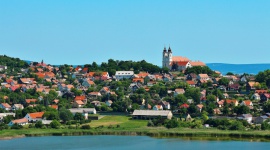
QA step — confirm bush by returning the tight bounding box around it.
[35,121,43,128]
[81,125,91,129]
[50,120,61,129]
[165,119,179,129]
[116,124,120,128]
[147,120,154,127]
[11,123,23,129]
[108,124,114,129]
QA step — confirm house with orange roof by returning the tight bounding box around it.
[180,103,189,109]
[137,72,149,78]
[25,112,44,122]
[8,118,28,126]
[25,99,37,104]
[49,104,58,110]
[132,78,144,83]
[36,72,46,78]
[0,103,11,111]
[153,105,163,110]
[19,78,35,84]
[170,61,191,71]
[44,72,55,79]
[100,87,110,95]
[186,80,196,87]
[74,96,87,104]
[225,99,239,106]
[196,104,204,112]
[82,79,95,87]
[190,61,206,67]
[72,100,85,108]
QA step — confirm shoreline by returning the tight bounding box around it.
[2,129,270,142]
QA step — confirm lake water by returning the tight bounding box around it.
[1,135,270,150]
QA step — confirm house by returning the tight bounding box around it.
[254,116,269,124]
[186,80,196,87]
[88,92,102,98]
[25,99,37,105]
[50,104,58,110]
[240,100,253,107]
[90,101,101,107]
[0,65,7,71]
[0,113,15,122]
[115,71,134,80]
[260,93,270,103]
[213,108,222,115]
[255,90,267,94]
[223,93,229,99]
[105,100,113,107]
[153,105,163,110]
[0,103,11,111]
[74,96,87,104]
[197,74,209,81]
[8,118,28,126]
[24,112,44,122]
[160,101,170,110]
[196,104,204,112]
[100,87,110,95]
[228,83,240,91]
[69,108,97,119]
[174,88,185,96]
[186,73,197,81]
[217,100,224,108]
[246,82,260,92]
[132,110,173,120]
[180,103,189,109]
[12,104,24,111]
[162,75,172,82]
[73,100,85,108]
[129,83,142,92]
[238,114,253,124]
[225,99,239,106]
[82,79,95,87]
[171,61,192,71]
[251,93,260,100]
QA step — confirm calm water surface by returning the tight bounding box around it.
[0,135,270,150]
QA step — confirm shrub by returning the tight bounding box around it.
[11,123,23,129]
[50,120,61,129]
[81,125,91,129]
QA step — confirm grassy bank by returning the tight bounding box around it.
[1,116,270,141]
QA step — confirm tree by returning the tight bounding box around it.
[50,120,61,129]
[59,108,73,123]
[218,77,229,86]
[35,121,43,128]
[165,118,179,128]
[74,113,85,121]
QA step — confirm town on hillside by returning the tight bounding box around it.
[0,51,270,131]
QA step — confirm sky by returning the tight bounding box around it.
[0,0,270,66]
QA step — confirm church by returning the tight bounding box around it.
[162,46,206,71]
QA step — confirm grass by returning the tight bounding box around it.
[2,115,270,141]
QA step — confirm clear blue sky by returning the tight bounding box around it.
[1,0,270,65]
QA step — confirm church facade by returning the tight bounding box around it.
[162,46,206,71]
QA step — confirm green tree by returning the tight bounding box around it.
[50,120,61,129]
[59,108,73,123]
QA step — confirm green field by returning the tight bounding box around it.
[1,116,270,141]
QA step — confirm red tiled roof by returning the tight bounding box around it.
[28,112,44,119]
[12,118,28,124]
[25,99,37,104]
[1,103,11,108]
[180,103,189,108]
[74,96,86,101]
[172,56,190,62]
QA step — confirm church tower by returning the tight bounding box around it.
[162,46,172,69]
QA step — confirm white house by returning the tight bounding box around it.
[238,114,253,124]
[251,93,260,100]
[115,71,134,80]
[197,74,209,80]
[0,65,7,71]
[12,104,24,111]
[24,112,44,122]
[174,88,185,96]
[8,118,28,126]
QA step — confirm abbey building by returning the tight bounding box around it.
[162,46,206,71]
